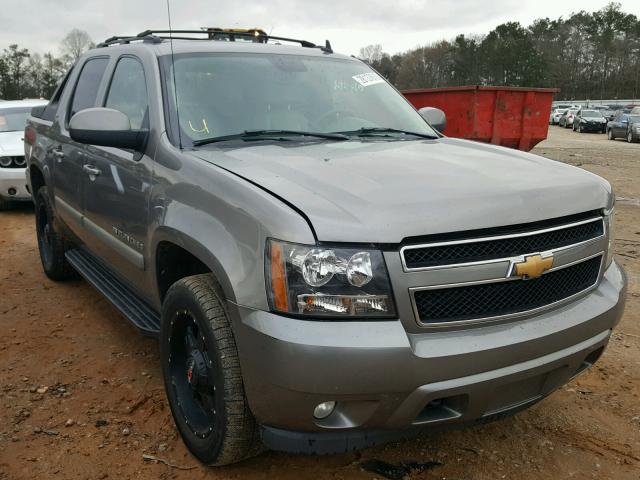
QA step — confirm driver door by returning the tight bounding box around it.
[81,56,152,291]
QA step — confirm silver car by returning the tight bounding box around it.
[26,30,626,465]
[559,108,579,128]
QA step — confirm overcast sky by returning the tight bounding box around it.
[1,0,640,57]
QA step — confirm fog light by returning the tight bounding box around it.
[313,401,336,419]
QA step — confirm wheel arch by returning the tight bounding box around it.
[29,164,46,196]
[151,227,237,306]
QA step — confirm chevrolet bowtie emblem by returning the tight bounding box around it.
[514,254,554,279]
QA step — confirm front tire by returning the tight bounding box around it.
[34,186,76,280]
[608,129,614,140]
[628,131,637,143]
[0,198,11,211]
[160,274,262,466]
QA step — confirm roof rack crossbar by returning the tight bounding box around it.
[97,34,162,48]
[99,30,333,53]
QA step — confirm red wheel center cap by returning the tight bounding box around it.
[186,359,195,384]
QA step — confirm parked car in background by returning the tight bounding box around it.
[600,109,616,122]
[553,103,578,110]
[549,108,567,125]
[631,106,640,115]
[559,109,579,128]
[607,113,640,142]
[573,109,607,133]
[0,99,48,209]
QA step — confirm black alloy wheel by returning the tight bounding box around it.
[167,310,219,440]
[161,274,261,465]
[34,186,76,280]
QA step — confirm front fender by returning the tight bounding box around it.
[150,225,239,306]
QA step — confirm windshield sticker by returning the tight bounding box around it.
[352,73,385,87]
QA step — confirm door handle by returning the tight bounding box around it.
[53,148,65,161]
[83,165,102,176]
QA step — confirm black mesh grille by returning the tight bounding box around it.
[413,256,602,324]
[403,219,603,269]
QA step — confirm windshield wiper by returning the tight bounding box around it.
[335,127,438,140]
[192,129,349,146]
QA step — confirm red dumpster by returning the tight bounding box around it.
[402,85,559,151]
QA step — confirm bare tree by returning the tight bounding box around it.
[358,44,383,64]
[60,28,94,65]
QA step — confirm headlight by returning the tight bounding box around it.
[605,206,615,268]
[265,239,396,318]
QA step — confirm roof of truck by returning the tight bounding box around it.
[88,30,354,61]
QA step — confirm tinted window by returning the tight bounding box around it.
[105,57,148,130]
[69,57,109,120]
[41,66,74,121]
[581,110,601,118]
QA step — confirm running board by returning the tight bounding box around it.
[65,248,161,337]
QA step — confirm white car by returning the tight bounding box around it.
[0,99,47,209]
[549,108,567,125]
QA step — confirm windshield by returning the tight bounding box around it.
[581,110,602,118]
[161,53,437,145]
[0,107,31,133]
[629,115,640,122]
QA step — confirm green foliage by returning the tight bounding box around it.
[360,2,640,100]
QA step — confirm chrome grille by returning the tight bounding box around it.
[402,214,604,271]
[396,211,609,328]
[412,255,602,324]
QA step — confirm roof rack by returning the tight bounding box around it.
[97,29,333,53]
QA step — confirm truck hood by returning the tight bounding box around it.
[191,138,611,243]
[0,131,25,156]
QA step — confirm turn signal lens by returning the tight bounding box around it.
[269,241,289,311]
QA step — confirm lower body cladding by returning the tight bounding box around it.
[231,262,626,454]
[0,168,31,201]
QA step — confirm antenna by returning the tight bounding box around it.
[166,0,182,149]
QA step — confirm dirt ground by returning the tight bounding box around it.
[0,126,639,480]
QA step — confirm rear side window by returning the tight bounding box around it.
[40,66,74,122]
[105,57,148,130]
[68,57,109,121]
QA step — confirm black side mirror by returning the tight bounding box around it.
[418,107,446,134]
[69,108,147,150]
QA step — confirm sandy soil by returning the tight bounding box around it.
[0,126,639,479]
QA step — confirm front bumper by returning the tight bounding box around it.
[579,123,606,132]
[0,168,31,201]
[231,261,626,453]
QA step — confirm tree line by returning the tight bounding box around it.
[359,2,640,100]
[0,29,93,100]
